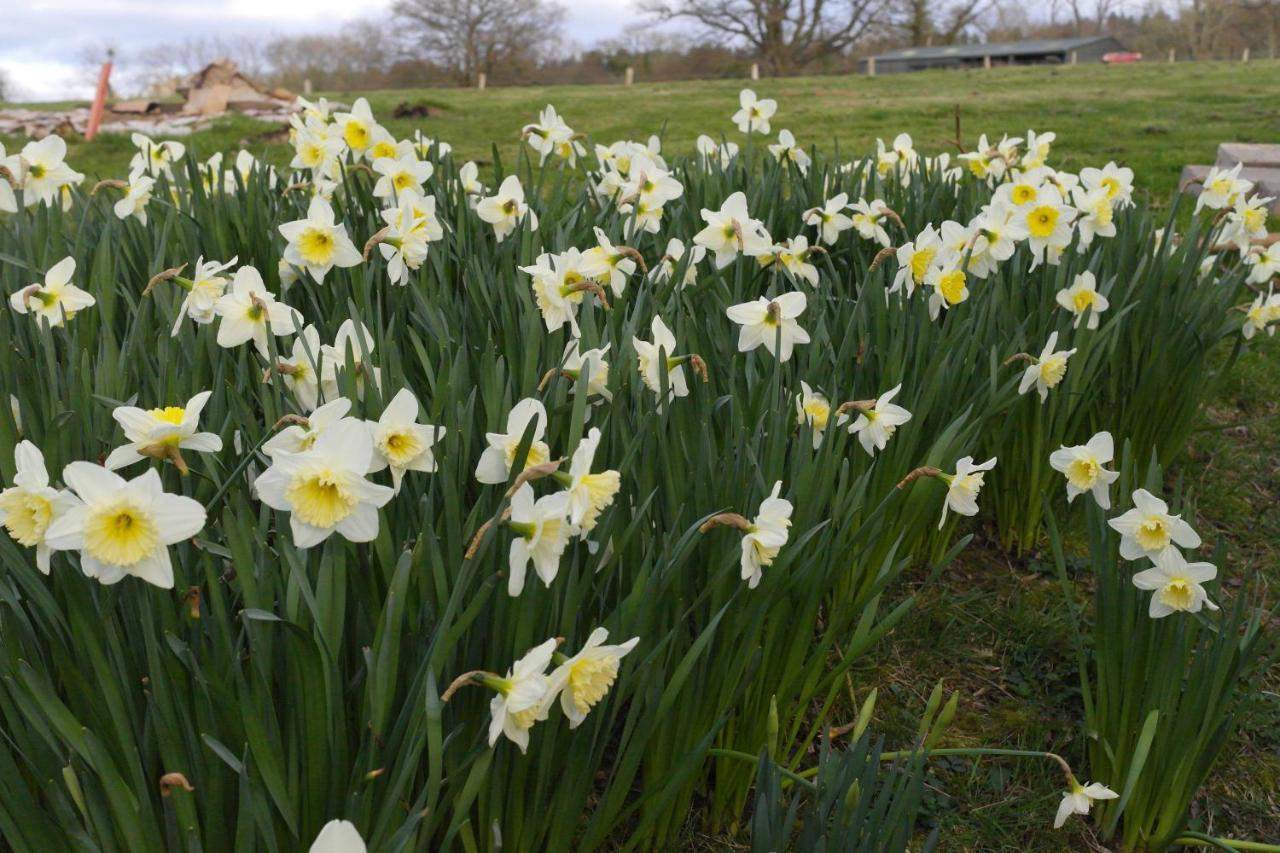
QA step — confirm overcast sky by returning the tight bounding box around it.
[1,0,637,102]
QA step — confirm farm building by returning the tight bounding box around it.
[859,36,1128,74]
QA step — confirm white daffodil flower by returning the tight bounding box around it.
[1055,271,1109,329]
[892,225,941,296]
[104,390,222,472]
[732,89,777,134]
[560,340,612,402]
[279,196,362,285]
[476,175,538,243]
[255,419,395,548]
[768,129,810,174]
[1221,193,1273,252]
[213,266,300,358]
[693,191,772,269]
[924,263,969,321]
[372,153,433,200]
[264,397,356,458]
[938,456,997,529]
[1195,162,1252,213]
[586,228,637,297]
[725,292,809,363]
[804,192,854,246]
[1241,286,1280,339]
[276,325,333,412]
[0,142,17,213]
[1080,162,1133,206]
[634,315,690,403]
[323,319,382,396]
[1053,780,1117,829]
[1018,331,1077,402]
[171,256,236,336]
[1107,488,1201,561]
[794,381,831,450]
[128,133,185,178]
[849,198,892,247]
[1022,186,1077,269]
[521,248,609,334]
[475,398,551,485]
[695,134,738,168]
[1131,547,1219,618]
[651,237,705,288]
[847,384,912,456]
[1071,186,1116,250]
[740,481,793,589]
[0,441,74,574]
[764,236,820,287]
[16,136,82,207]
[9,256,96,328]
[458,161,485,203]
[488,638,556,752]
[507,484,572,596]
[541,628,639,728]
[332,97,377,156]
[113,172,155,224]
[366,388,445,493]
[558,428,620,532]
[309,819,366,853]
[1048,431,1119,509]
[45,463,206,588]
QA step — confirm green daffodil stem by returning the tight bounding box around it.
[707,749,816,791]
[1175,832,1280,852]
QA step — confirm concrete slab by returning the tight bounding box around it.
[1216,143,1280,170]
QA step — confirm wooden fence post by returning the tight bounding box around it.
[624,66,634,86]
[477,72,487,90]
[866,57,876,77]
[750,62,759,81]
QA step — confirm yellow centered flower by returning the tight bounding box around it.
[509,705,539,728]
[1066,457,1100,489]
[1135,516,1171,552]
[1243,208,1266,232]
[967,159,987,178]
[1038,354,1069,388]
[1028,206,1059,238]
[1012,184,1038,205]
[287,469,358,528]
[939,270,967,305]
[504,441,549,471]
[377,429,424,467]
[1157,576,1196,611]
[803,399,830,430]
[1072,289,1098,312]
[299,141,326,168]
[30,164,47,179]
[910,247,936,283]
[392,172,415,191]
[146,405,187,445]
[370,140,397,160]
[297,228,337,266]
[567,656,620,714]
[577,472,621,530]
[1208,177,1231,196]
[0,490,53,546]
[1101,176,1120,198]
[344,122,370,150]
[83,501,159,566]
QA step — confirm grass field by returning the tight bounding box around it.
[4,60,1279,849]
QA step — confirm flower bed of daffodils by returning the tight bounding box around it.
[0,91,1276,851]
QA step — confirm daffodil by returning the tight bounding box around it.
[104,390,222,472]
[255,419,395,548]
[8,256,95,328]
[366,388,445,493]
[1241,287,1280,339]
[1221,193,1274,252]
[0,142,17,213]
[332,97,377,156]
[213,266,300,358]
[847,384,912,456]
[1080,162,1133,207]
[279,196,362,284]
[634,315,691,403]
[1049,431,1119,509]
[1021,129,1055,169]
[764,236,820,287]
[560,340,612,402]
[693,191,772,269]
[725,292,809,363]
[487,638,556,752]
[113,172,155,224]
[695,134,738,168]
[732,89,777,134]
[1021,186,1077,268]
[586,228,637,297]
[275,325,333,412]
[768,129,810,174]
[0,441,73,574]
[457,161,485,204]
[323,319,382,397]
[475,175,538,243]
[794,381,831,450]
[803,192,854,246]
[556,428,620,532]
[1107,488,1201,560]
[521,249,606,334]
[264,398,356,457]
[507,484,573,596]
[651,237,705,288]
[1131,547,1219,618]
[475,398,552,485]
[1055,271,1110,329]
[892,225,941,296]
[16,136,82,207]
[923,262,969,320]
[1018,331,1076,402]
[1053,780,1117,829]
[740,481,793,589]
[1071,185,1116,249]
[170,256,236,335]
[372,153,433,200]
[1195,162,1252,213]
[937,456,997,529]
[522,104,584,166]
[128,133,185,178]
[309,819,366,853]
[541,628,639,727]
[44,463,206,588]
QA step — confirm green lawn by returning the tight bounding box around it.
[4,60,1278,849]
[5,60,1280,204]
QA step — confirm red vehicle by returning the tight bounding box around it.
[1103,52,1144,63]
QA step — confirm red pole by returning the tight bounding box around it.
[85,49,113,142]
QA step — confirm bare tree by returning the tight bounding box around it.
[0,68,9,103]
[641,0,891,73]
[393,0,567,85]
[890,0,999,44]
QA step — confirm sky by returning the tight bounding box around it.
[0,0,636,102]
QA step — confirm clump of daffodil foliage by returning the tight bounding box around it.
[0,91,1272,851]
